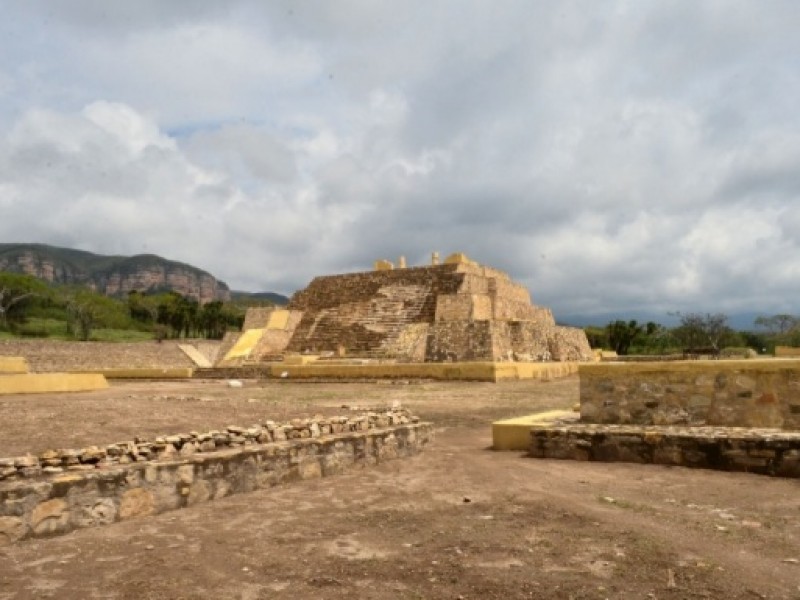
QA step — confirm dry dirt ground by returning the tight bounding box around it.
[1,376,800,599]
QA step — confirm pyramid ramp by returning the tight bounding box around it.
[220,328,266,364]
[178,344,213,368]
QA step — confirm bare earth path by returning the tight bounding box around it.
[1,377,799,599]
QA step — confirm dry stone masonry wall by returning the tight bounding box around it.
[0,409,432,544]
[523,360,800,478]
[0,340,197,373]
[580,361,800,429]
[529,424,800,477]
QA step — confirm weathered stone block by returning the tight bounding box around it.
[119,488,154,519]
[31,498,70,535]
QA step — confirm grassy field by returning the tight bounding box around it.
[2,318,155,342]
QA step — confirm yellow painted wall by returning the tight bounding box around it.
[0,356,29,374]
[73,368,193,379]
[222,328,265,362]
[266,309,290,330]
[0,373,108,395]
[775,346,800,357]
[269,361,579,382]
[492,410,577,451]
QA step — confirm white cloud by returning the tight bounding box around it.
[1,1,800,320]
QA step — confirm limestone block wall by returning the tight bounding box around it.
[242,307,276,330]
[425,321,495,362]
[495,322,551,360]
[580,361,800,429]
[550,326,594,362]
[457,274,491,295]
[0,410,432,544]
[490,278,533,306]
[529,424,800,477]
[287,266,465,354]
[0,340,195,373]
[380,323,430,361]
[434,294,493,321]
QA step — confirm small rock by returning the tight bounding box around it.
[741,520,761,528]
[13,455,38,468]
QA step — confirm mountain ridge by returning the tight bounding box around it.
[0,243,230,303]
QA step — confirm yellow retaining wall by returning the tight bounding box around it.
[775,346,800,357]
[269,361,580,382]
[283,355,321,365]
[492,410,577,451]
[0,373,108,395]
[73,368,193,379]
[0,357,29,374]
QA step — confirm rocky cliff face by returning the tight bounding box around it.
[0,244,230,303]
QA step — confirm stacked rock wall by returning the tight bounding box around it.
[0,340,196,373]
[580,361,800,429]
[0,409,432,544]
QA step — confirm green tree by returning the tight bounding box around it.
[156,292,201,338]
[605,320,644,355]
[672,312,730,354]
[64,289,128,341]
[127,290,159,326]
[199,301,227,339]
[0,273,49,329]
[583,326,608,349]
[754,314,798,336]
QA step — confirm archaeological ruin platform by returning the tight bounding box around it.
[218,253,592,367]
[493,359,800,478]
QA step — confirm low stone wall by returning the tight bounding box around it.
[265,361,579,382]
[0,357,28,374]
[0,410,432,544]
[580,360,800,429]
[0,340,196,372]
[775,346,800,358]
[529,424,800,477]
[0,373,109,395]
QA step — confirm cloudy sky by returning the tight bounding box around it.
[1,1,799,321]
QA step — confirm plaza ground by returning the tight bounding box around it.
[1,376,799,599]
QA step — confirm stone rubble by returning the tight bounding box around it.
[529,423,800,477]
[0,408,420,482]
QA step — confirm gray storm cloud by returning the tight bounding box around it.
[1,1,799,320]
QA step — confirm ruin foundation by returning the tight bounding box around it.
[493,360,800,478]
[221,254,592,366]
[0,410,433,545]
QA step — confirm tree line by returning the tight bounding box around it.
[585,312,796,356]
[0,272,253,341]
